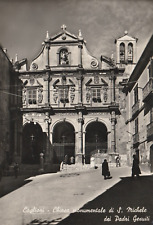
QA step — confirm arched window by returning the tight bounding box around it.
[120,43,125,63]
[59,48,69,65]
[128,43,133,63]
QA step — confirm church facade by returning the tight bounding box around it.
[16,26,137,168]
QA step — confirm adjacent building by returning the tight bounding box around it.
[123,34,153,171]
[0,46,22,169]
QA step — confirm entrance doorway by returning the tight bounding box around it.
[52,121,75,164]
[85,121,108,164]
[22,122,44,164]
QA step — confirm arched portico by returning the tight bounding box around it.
[52,121,75,164]
[22,122,44,164]
[85,121,108,164]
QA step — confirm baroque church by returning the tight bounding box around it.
[15,25,137,169]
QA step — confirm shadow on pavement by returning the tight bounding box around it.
[0,176,32,198]
[57,175,153,225]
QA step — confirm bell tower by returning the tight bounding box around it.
[115,31,138,67]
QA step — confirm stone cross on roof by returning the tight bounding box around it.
[61,24,67,31]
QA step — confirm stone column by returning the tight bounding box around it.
[44,112,52,163]
[111,111,117,153]
[109,71,116,104]
[75,111,84,164]
[83,131,86,164]
[77,73,83,105]
[43,71,51,106]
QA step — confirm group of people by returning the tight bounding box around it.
[102,154,141,180]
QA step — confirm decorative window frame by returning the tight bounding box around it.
[85,77,108,103]
[22,79,43,106]
[53,77,75,105]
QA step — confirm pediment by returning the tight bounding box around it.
[117,34,137,42]
[85,77,108,86]
[51,30,78,42]
[23,78,43,87]
[53,77,75,87]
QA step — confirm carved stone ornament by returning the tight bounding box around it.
[86,88,91,103]
[38,88,43,103]
[30,77,35,85]
[62,33,66,40]
[94,75,99,84]
[22,89,26,104]
[53,88,58,103]
[91,59,98,68]
[70,87,75,103]
[32,63,38,70]
[103,87,108,102]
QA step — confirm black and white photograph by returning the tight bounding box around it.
[0,0,153,224]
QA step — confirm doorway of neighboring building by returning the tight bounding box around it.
[150,144,153,172]
[22,122,44,164]
[85,121,108,164]
[52,121,75,164]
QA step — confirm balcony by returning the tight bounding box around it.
[132,100,140,117]
[143,78,153,102]
[147,121,153,141]
[133,133,139,146]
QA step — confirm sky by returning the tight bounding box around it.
[0,0,153,64]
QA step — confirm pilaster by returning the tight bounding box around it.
[75,111,84,164]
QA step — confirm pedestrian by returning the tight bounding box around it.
[64,155,68,165]
[116,155,121,167]
[60,161,64,171]
[70,156,74,164]
[102,159,112,180]
[14,163,19,178]
[132,155,141,178]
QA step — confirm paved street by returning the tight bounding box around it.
[0,165,152,225]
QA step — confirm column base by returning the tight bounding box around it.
[75,153,83,164]
[108,152,119,163]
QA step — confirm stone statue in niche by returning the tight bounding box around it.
[60,49,69,65]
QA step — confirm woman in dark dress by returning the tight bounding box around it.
[102,159,111,180]
[132,155,141,177]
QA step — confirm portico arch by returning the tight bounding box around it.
[22,122,44,164]
[52,121,75,164]
[85,121,108,163]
